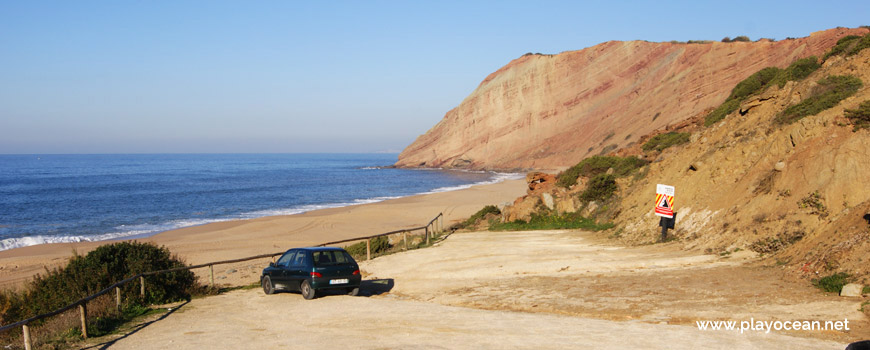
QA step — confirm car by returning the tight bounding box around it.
[261,247,361,299]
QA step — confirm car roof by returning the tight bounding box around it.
[294,247,346,252]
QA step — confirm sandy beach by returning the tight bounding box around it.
[0,179,527,290]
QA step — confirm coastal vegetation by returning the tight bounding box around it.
[812,272,852,293]
[705,31,870,127]
[0,242,202,347]
[774,75,863,125]
[823,33,870,60]
[345,236,391,259]
[579,174,617,202]
[460,205,502,229]
[641,132,690,152]
[556,156,648,188]
[845,100,870,130]
[489,211,613,232]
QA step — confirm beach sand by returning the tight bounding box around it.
[0,179,527,290]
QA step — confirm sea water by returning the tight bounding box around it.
[0,154,517,251]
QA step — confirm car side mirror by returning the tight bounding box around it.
[269,262,276,267]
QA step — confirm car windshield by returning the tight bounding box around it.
[313,250,352,266]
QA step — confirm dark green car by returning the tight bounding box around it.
[261,247,361,299]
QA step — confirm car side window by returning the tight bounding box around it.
[291,251,308,267]
[276,251,296,267]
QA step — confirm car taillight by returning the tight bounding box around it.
[352,270,360,275]
[310,272,322,278]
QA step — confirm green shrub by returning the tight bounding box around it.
[849,34,870,56]
[489,211,613,231]
[770,56,821,87]
[0,242,198,326]
[704,98,741,126]
[775,75,863,124]
[813,272,851,293]
[642,132,691,152]
[845,100,870,130]
[580,174,617,202]
[344,236,391,259]
[824,35,862,60]
[461,205,502,228]
[556,156,648,188]
[728,67,782,101]
[733,35,751,42]
[704,67,783,127]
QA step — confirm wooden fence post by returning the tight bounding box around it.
[139,276,145,298]
[115,287,121,312]
[79,303,88,339]
[209,264,215,286]
[366,239,371,261]
[440,214,444,233]
[403,231,407,251]
[425,226,430,245]
[22,324,32,350]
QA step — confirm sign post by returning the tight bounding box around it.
[655,184,676,242]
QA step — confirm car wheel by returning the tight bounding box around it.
[262,276,275,295]
[301,280,316,300]
[347,287,360,296]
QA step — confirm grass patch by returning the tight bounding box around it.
[556,156,648,188]
[845,100,870,131]
[642,132,690,152]
[489,211,614,231]
[460,205,502,229]
[812,272,851,293]
[775,75,863,124]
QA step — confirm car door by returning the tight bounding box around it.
[271,250,296,288]
[286,250,310,291]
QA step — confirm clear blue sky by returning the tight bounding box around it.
[1,1,867,154]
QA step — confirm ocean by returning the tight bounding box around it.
[0,154,516,251]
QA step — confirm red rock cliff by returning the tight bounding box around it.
[395,28,869,171]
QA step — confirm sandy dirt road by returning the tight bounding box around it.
[82,230,866,349]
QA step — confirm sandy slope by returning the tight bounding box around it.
[80,230,865,349]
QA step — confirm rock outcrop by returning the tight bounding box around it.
[396,28,869,171]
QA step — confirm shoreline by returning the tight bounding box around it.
[0,168,523,252]
[0,179,527,289]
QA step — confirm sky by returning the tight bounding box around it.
[1,1,867,154]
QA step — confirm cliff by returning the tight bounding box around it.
[498,38,870,283]
[396,27,870,171]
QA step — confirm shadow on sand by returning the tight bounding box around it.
[81,301,189,350]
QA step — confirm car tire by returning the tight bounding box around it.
[262,276,275,295]
[347,287,360,296]
[301,280,316,300]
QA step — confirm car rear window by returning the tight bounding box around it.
[313,250,353,266]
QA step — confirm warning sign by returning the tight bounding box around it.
[655,184,675,218]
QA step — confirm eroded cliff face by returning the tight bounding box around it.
[396,28,869,171]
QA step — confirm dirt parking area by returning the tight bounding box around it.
[82,230,866,349]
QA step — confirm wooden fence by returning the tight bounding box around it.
[0,213,445,349]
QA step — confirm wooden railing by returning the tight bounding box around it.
[0,213,445,349]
